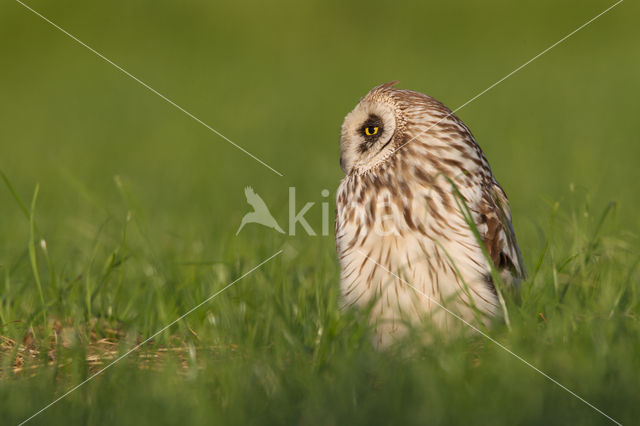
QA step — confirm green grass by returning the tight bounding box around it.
[1,0,639,424]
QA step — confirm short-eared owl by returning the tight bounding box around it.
[335,82,525,348]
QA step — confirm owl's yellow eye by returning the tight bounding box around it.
[365,126,379,136]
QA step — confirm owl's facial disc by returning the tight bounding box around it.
[340,100,397,174]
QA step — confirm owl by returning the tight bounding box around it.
[335,82,525,348]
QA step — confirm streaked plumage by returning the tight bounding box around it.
[335,82,525,348]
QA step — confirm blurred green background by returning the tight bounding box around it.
[1,0,639,425]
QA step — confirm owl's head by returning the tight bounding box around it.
[339,82,452,175]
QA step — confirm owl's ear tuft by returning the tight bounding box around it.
[368,81,399,97]
[376,81,399,91]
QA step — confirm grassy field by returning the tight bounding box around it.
[1,0,639,424]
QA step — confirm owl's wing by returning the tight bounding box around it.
[477,181,526,283]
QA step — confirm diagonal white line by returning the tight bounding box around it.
[17,249,283,426]
[392,0,624,155]
[357,250,621,426]
[14,0,284,177]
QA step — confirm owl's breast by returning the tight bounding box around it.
[335,172,499,345]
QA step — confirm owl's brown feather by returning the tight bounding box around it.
[476,181,526,286]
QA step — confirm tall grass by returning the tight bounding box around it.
[1,163,638,425]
